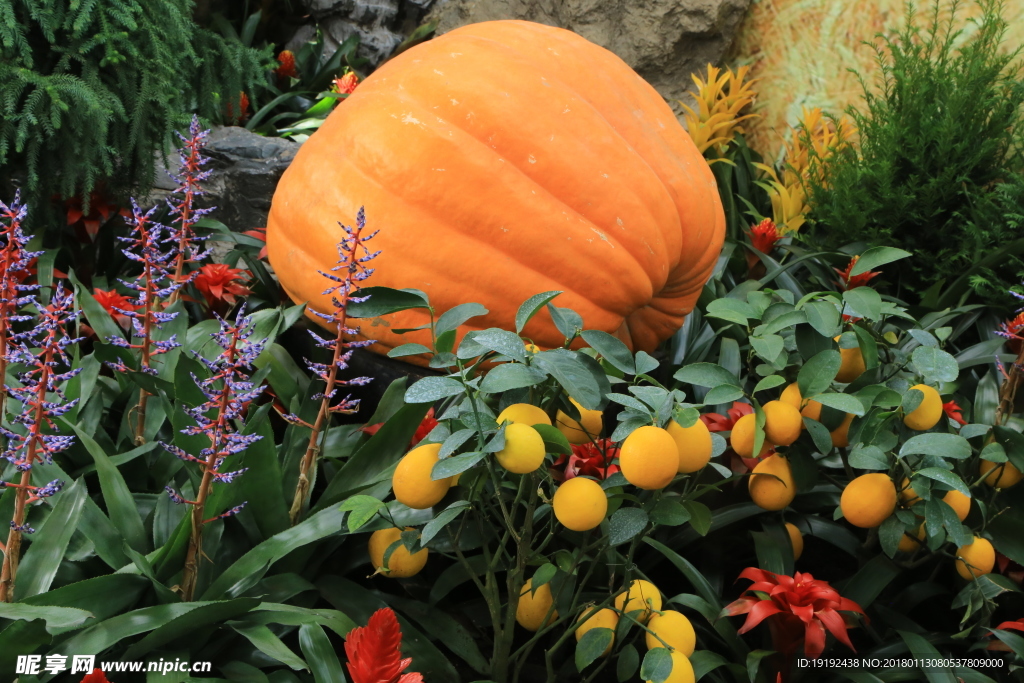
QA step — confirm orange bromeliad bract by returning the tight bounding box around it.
[267,20,725,366]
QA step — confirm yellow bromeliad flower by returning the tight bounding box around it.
[680,64,759,159]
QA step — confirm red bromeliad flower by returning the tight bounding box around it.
[749,218,780,254]
[724,567,865,658]
[362,408,438,449]
[943,400,967,426]
[987,619,1024,651]
[64,188,127,242]
[345,607,423,683]
[192,263,253,315]
[701,401,753,433]
[93,288,143,330]
[333,70,360,96]
[552,438,621,481]
[80,670,111,683]
[275,50,299,79]
[997,311,1024,354]
[242,227,269,259]
[834,256,881,291]
[225,92,250,124]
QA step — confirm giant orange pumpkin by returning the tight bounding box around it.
[267,20,725,364]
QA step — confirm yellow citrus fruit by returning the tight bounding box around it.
[731,413,772,458]
[495,422,546,474]
[956,536,996,581]
[943,489,971,522]
[368,527,427,578]
[748,454,796,511]
[645,610,696,656]
[835,338,866,384]
[645,649,695,683]
[903,385,942,431]
[496,403,551,427]
[517,578,557,631]
[619,426,679,490]
[575,607,618,656]
[763,400,802,446]
[553,477,608,531]
[980,460,1024,488]
[898,477,920,506]
[555,398,603,444]
[898,524,925,553]
[614,579,661,623]
[780,383,822,423]
[785,522,804,560]
[393,443,451,509]
[666,418,712,473]
[840,473,897,528]
[525,343,541,354]
[830,413,855,448]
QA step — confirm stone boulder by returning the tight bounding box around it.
[426,0,751,106]
[298,0,436,69]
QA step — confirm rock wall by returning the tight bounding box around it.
[298,0,436,68]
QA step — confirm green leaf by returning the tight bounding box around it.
[432,451,487,479]
[474,328,528,362]
[684,501,713,536]
[608,508,649,545]
[753,375,786,394]
[849,445,889,470]
[422,501,472,544]
[798,350,841,398]
[617,644,640,682]
[840,554,900,609]
[851,247,912,274]
[761,310,807,334]
[69,269,124,343]
[54,602,214,656]
[988,506,1024,566]
[803,300,841,337]
[843,288,882,320]
[389,343,432,358]
[897,631,958,683]
[900,434,972,459]
[747,650,775,683]
[878,514,904,558]
[640,647,673,683]
[706,298,757,325]
[689,650,728,680]
[916,468,971,496]
[479,363,547,393]
[14,479,87,600]
[347,287,430,318]
[233,623,309,670]
[812,392,866,416]
[532,350,603,410]
[635,351,660,376]
[576,627,613,671]
[532,423,573,455]
[0,604,93,633]
[704,384,745,404]
[436,303,489,337]
[380,592,489,675]
[339,495,386,532]
[516,291,563,333]
[673,363,740,388]
[299,624,347,683]
[750,334,785,362]
[581,329,635,374]
[405,377,466,403]
[123,598,261,661]
[650,498,692,527]
[548,303,584,338]
[912,346,960,383]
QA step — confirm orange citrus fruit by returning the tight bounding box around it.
[781,382,823,421]
[575,607,618,656]
[645,610,696,655]
[496,403,551,426]
[552,477,608,531]
[555,398,603,444]
[619,426,679,490]
[899,476,920,506]
[835,338,866,383]
[903,384,942,431]
[956,536,996,581]
[517,578,557,631]
[666,417,712,473]
[495,422,546,473]
[748,455,796,511]
[943,489,971,522]
[980,460,1023,488]
[369,527,427,578]
[763,400,802,446]
[841,473,897,528]
[830,413,855,448]
[785,522,804,560]
[393,443,451,509]
[898,524,925,553]
[731,413,772,458]
[615,579,661,623]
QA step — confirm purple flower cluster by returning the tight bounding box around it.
[0,193,42,323]
[161,305,265,512]
[166,115,213,270]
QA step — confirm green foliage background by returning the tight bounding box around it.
[0,0,271,219]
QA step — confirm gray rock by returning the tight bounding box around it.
[425,0,751,107]
[302,0,434,69]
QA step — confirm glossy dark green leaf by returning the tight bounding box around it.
[684,501,712,536]
[299,623,348,683]
[123,598,260,660]
[673,363,739,389]
[340,495,385,532]
[575,627,613,672]
[382,592,489,675]
[803,301,841,338]
[422,501,472,544]
[608,508,648,546]
[432,451,487,479]
[640,647,673,683]
[581,329,635,374]
[479,363,547,393]
[616,644,640,682]
[798,349,841,398]
[0,619,51,675]
[916,467,971,496]
[15,478,88,600]
[896,631,957,683]
[406,377,466,403]
[851,247,912,274]
[840,554,900,609]
[54,602,215,655]
[532,350,602,410]
[435,302,488,337]
[69,269,124,343]
[346,286,431,318]
[843,288,882,320]
[912,346,959,383]
[233,623,308,670]
[531,423,573,455]
[0,604,92,633]
[813,392,866,416]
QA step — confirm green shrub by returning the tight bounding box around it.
[0,0,272,220]
[808,0,1024,305]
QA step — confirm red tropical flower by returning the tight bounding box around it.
[225,92,250,124]
[723,567,865,658]
[275,50,299,79]
[242,227,269,259]
[749,218,780,254]
[552,438,621,481]
[345,607,423,683]
[987,619,1024,651]
[63,188,127,242]
[997,552,1024,586]
[92,288,142,330]
[701,401,753,433]
[362,408,438,449]
[192,263,253,314]
[333,70,360,96]
[943,400,967,426]
[80,670,111,683]
[834,255,881,291]
[997,311,1024,354]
